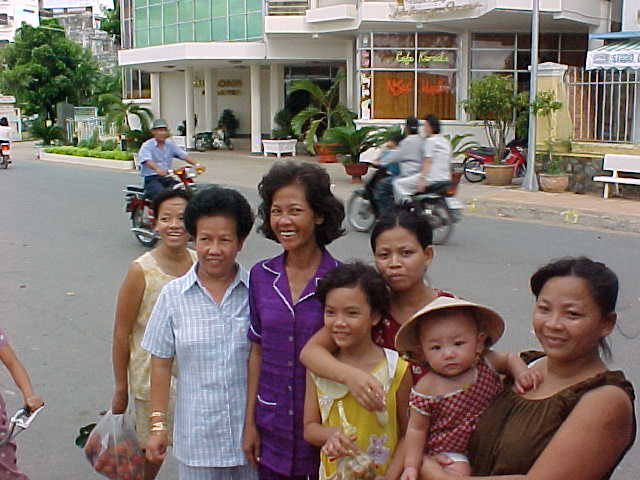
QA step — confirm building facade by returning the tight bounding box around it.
[0,0,38,43]
[118,0,620,151]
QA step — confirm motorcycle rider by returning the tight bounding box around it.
[372,116,423,212]
[138,119,206,200]
[0,117,11,142]
[393,114,451,201]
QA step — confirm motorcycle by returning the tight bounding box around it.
[346,163,463,245]
[124,165,204,247]
[0,141,11,169]
[463,138,527,183]
[194,131,225,152]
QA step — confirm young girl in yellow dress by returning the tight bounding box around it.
[304,262,412,480]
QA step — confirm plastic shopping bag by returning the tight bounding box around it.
[332,401,377,480]
[83,411,145,480]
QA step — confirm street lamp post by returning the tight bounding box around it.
[523,0,540,191]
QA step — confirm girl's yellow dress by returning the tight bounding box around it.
[312,348,408,479]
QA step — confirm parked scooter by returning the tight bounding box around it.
[123,165,204,247]
[346,163,463,245]
[462,138,527,182]
[194,131,225,152]
[0,141,11,169]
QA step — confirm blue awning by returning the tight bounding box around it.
[589,31,640,40]
[586,40,640,70]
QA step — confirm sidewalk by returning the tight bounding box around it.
[191,147,640,235]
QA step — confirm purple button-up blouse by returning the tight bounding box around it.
[248,249,340,477]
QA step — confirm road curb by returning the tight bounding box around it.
[37,152,135,171]
[466,197,640,234]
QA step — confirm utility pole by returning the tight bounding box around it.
[523,0,540,191]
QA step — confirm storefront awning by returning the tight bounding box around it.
[586,40,640,70]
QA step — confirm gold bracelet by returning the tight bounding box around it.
[150,421,167,432]
[150,411,167,419]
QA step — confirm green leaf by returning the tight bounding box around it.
[304,118,324,154]
[291,106,323,136]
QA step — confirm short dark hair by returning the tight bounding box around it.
[389,132,405,145]
[257,162,345,246]
[316,261,390,318]
[424,114,441,134]
[370,205,433,251]
[530,256,618,359]
[152,189,192,217]
[184,186,254,241]
[0,117,8,127]
[405,116,419,134]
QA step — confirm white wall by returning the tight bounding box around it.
[159,71,186,135]
[623,0,640,31]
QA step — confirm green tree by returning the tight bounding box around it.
[288,70,355,154]
[103,97,153,133]
[0,19,100,121]
[99,4,121,46]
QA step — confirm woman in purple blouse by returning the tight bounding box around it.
[243,162,345,480]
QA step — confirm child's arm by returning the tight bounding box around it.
[300,327,385,412]
[111,262,145,414]
[485,350,543,394]
[303,372,356,459]
[385,369,413,480]
[400,405,430,480]
[0,343,43,412]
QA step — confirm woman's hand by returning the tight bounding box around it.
[25,395,44,413]
[242,421,261,467]
[146,431,169,463]
[322,431,357,460]
[111,389,128,415]
[345,368,385,412]
[513,369,544,395]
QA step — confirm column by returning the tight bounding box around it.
[250,63,262,153]
[534,63,572,149]
[204,68,216,131]
[150,72,161,119]
[269,64,284,131]
[457,31,471,122]
[345,45,355,111]
[185,67,195,149]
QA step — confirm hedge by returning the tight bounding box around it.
[44,146,134,161]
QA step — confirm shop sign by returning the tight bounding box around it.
[395,51,451,65]
[218,79,242,96]
[394,0,480,16]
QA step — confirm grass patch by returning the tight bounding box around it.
[44,146,134,161]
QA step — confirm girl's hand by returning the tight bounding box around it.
[111,390,128,415]
[513,369,544,395]
[346,369,385,412]
[322,431,357,460]
[400,466,418,480]
[420,455,453,480]
[146,431,169,464]
[242,422,261,467]
[25,395,43,413]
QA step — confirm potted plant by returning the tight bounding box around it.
[322,125,378,183]
[288,69,356,160]
[461,75,529,186]
[539,156,570,192]
[219,109,239,138]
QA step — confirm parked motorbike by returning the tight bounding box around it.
[124,165,204,247]
[346,164,463,245]
[463,138,527,183]
[0,141,11,169]
[194,131,225,152]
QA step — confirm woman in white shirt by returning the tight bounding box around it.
[0,117,12,142]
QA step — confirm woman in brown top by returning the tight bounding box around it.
[420,257,636,480]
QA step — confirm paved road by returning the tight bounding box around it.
[1,145,639,479]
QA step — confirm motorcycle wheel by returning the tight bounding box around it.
[347,192,376,232]
[0,156,7,169]
[463,158,485,183]
[422,200,453,245]
[131,207,158,247]
[515,163,527,178]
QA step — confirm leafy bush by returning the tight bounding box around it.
[30,117,64,145]
[44,146,133,161]
[101,139,117,151]
[219,109,239,137]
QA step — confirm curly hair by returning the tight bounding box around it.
[184,186,254,241]
[316,261,390,318]
[151,189,192,217]
[257,162,345,246]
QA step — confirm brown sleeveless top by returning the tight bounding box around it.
[468,351,636,478]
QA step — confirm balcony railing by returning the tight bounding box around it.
[266,0,310,16]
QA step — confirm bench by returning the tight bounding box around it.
[593,154,640,198]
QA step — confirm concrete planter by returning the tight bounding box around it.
[38,151,135,170]
[262,139,297,158]
[539,173,570,193]
[484,164,514,186]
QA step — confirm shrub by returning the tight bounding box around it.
[43,146,133,161]
[101,139,117,151]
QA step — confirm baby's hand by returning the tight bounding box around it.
[400,466,418,480]
[25,395,44,413]
[513,369,543,394]
[322,431,357,460]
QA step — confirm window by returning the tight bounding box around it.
[470,32,587,94]
[358,32,458,120]
[123,68,151,99]
[0,14,8,26]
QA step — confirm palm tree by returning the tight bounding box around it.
[101,94,153,133]
[321,125,380,164]
[288,70,355,154]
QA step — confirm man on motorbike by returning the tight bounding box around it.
[372,116,423,212]
[393,114,451,201]
[139,119,206,200]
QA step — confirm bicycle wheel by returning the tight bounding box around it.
[463,158,485,183]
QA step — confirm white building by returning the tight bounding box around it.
[0,0,39,43]
[118,0,621,152]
